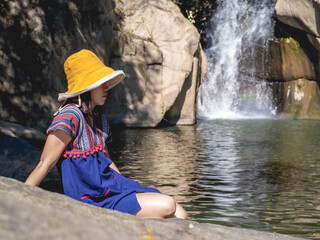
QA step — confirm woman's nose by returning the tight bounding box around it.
[103,84,109,92]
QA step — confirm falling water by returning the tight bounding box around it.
[198,0,276,119]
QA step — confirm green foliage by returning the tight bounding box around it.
[187,10,196,24]
[285,37,301,55]
[170,0,216,28]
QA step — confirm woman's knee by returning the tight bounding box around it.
[175,203,188,220]
[160,195,177,217]
[135,193,176,218]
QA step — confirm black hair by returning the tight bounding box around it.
[64,92,104,129]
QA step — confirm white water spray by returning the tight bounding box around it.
[198,0,276,119]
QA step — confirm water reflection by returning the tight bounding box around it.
[193,120,275,228]
[109,120,320,239]
[261,120,320,238]
[109,126,200,203]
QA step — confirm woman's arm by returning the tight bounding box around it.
[25,130,71,186]
[104,145,121,174]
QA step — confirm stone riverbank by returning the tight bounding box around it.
[0,176,304,240]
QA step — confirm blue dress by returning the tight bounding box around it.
[47,105,160,215]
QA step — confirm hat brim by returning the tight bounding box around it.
[58,70,125,101]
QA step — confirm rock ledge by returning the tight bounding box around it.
[0,177,303,240]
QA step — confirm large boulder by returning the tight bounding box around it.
[275,0,320,53]
[0,176,303,240]
[106,0,207,127]
[275,0,320,38]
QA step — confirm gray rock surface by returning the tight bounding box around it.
[0,120,59,183]
[0,176,304,240]
[0,120,46,146]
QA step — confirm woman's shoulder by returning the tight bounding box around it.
[47,105,84,137]
[56,104,83,119]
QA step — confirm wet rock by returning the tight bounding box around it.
[273,78,320,120]
[272,0,320,119]
[0,176,303,240]
[268,38,318,81]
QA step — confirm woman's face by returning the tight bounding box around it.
[90,82,109,107]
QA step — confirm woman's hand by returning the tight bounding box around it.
[25,130,71,186]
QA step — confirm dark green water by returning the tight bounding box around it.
[109,119,320,239]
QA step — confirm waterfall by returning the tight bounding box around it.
[198,0,276,119]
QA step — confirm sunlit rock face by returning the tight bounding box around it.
[269,38,318,81]
[107,0,207,127]
[275,0,320,51]
[0,0,206,129]
[272,0,320,119]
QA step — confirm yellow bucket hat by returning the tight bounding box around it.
[58,49,125,101]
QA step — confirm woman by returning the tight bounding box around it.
[25,49,187,219]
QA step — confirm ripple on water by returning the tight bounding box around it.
[110,119,320,239]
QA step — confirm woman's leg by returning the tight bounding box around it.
[174,202,188,220]
[134,193,188,219]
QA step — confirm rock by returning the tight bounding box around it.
[0,176,303,240]
[0,131,40,181]
[0,120,46,147]
[275,0,320,53]
[273,78,320,120]
[268,39,283,81]
[275,0,320,37]
[107,0,207,127]
[0,121,60,185]
[272,0,320,119]
[268,38,318,81]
